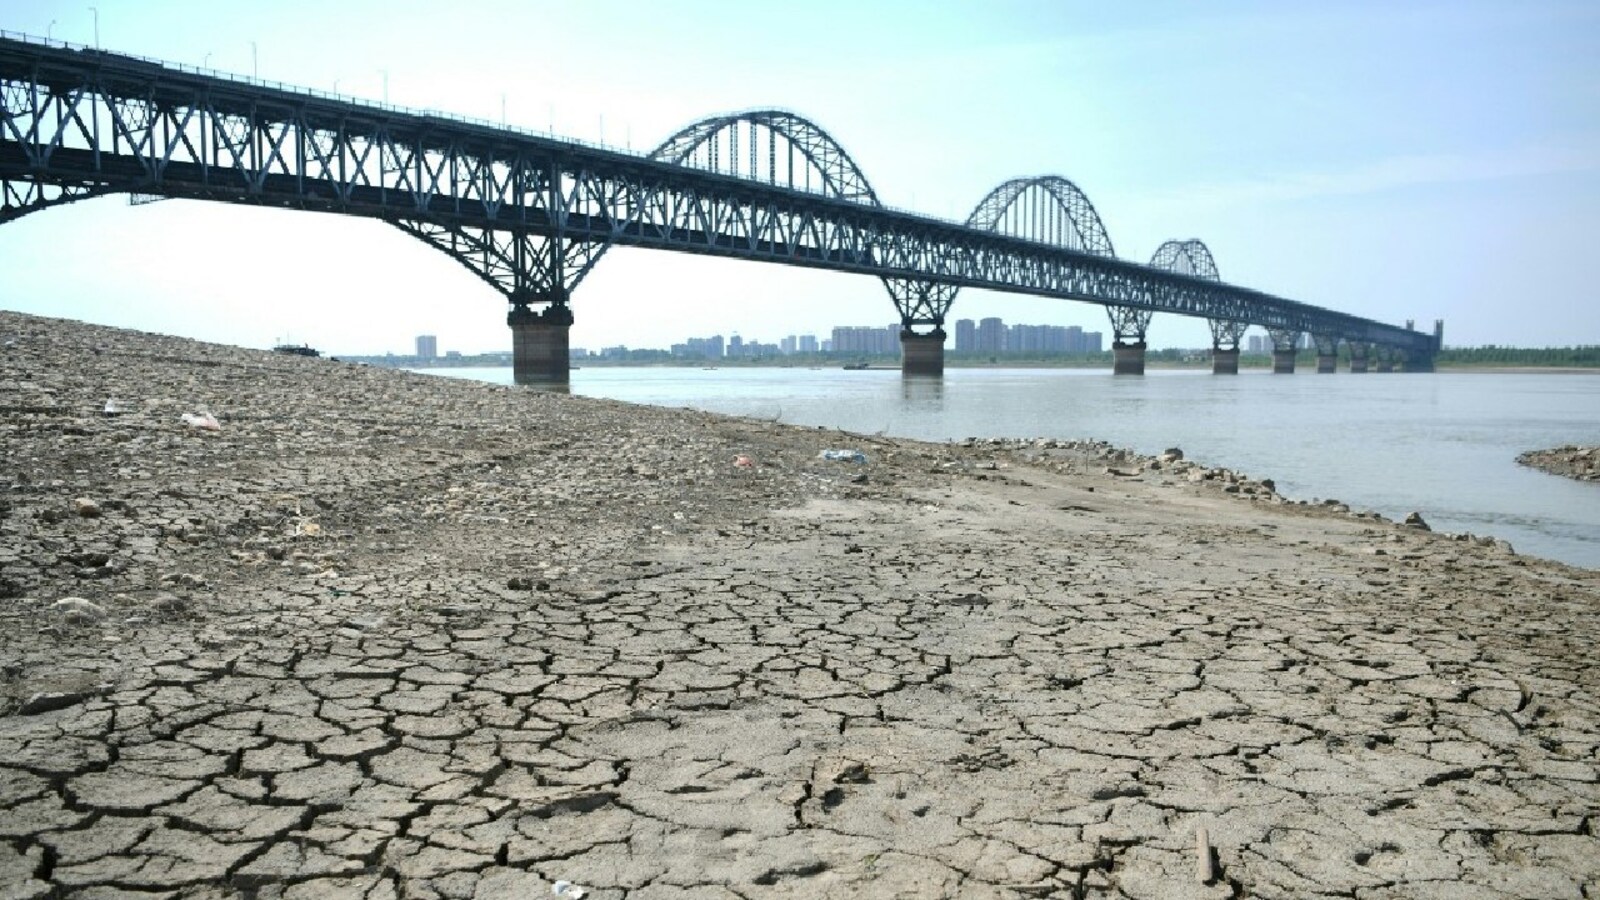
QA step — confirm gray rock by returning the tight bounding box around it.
[52,597,105,622]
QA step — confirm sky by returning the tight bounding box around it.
[1,0,1596,355]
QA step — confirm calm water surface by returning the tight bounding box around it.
[429,366,1600,569]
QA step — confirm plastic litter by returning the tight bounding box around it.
[733,455,754,468]
[103,398,129,415]
[552,881,588,899]
[181,412,221,430]
[819,449,867,464]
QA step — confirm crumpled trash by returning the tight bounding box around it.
[103,398,129,415]
[819,449,867,464]
[733,455,754,468]
[181,412,221,430]
[552,881,588,899]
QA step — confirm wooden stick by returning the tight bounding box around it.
[1197,826,1215,883]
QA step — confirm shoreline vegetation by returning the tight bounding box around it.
[3,309,1598,897]
[339,346,1600,371]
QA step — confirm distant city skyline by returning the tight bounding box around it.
[410,316,1116,360]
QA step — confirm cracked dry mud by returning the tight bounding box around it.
[2,310,1597,899]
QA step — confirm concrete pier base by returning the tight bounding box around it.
[1272,349,1297,374]
[1402,354,1435,373]
[509,304,573,385]
[1376,359,1394,373]
[1211,347,1240,375]
[1317,354,1338,374]
[900,330,945,376]
[1113,342,1146,376]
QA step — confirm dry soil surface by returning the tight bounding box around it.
[2,310,1597,899]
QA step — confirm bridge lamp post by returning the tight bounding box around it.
[380,69,388,103]
[87,7,98,48]
[203,51,212,69]
[47,20,56,41]
[251,41,258,78]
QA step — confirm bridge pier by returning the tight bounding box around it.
[1313,333,1338,373]
[900,329,945,376]
[1349,343,1369,373]
[1107,306,1153,376]
[1207,318,1247,375]
[1401,351,1435,373]
[1268,328,1300,374]
[1211,347,1240,375]
[1113,341,1147,376]
[1375,347,1395,373]
[509,302,573,385]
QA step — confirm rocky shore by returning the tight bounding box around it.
[1518,446,1600,483]
[2,309,1597,899]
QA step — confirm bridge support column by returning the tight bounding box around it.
[509,302,574,385]
[1401,351,1435,373]
[1268,328,1300,374]
[900,328,945,376]
[1375,347,1394,373]
[1313,333,1339,373]
[1107,306,1153,376]
[1349,343,1369,373]
[1113,342,1146,376]
[1207,318,1247,375]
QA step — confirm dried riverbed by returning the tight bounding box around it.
[2,310,1597,899]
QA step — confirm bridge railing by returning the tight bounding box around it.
[0,30,634,157]
[0,31,953,225]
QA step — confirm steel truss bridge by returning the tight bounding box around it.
[0,34,1439,373]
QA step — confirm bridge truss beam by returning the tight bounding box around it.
[0,36,1440,368]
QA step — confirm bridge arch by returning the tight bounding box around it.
[395,109,891,313]
[649,109,881,205]
[1151,239,1249,368]
[966,176,1115,257]
[925,175,1118,364]
[1149,238,1219,282]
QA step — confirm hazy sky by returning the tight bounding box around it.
[2,0,1595,354]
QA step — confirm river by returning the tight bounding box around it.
[424,365,1600,569]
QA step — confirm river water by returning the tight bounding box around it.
[427,365,1600,569]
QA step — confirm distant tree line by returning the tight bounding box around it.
[1434,346,1600,367]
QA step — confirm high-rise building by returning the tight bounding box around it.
[954,319,976,352]
[415,335,437,359]
[830,325,898,355]
[977,317,1005,353]
[798,334,818,353]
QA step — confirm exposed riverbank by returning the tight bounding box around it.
[3,310,1597,898]
[1519,446,1600,482]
